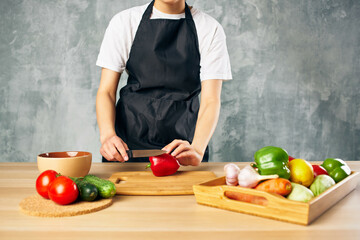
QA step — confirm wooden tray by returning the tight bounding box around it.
[193,171,360,225]
[109,171,216,195]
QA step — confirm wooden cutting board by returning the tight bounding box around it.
[108,171,216,195]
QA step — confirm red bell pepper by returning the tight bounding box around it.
[312,164,329,178]
[147,153,180,177]
[288,156,295,162]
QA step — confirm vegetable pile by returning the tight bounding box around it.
[35,170,116,205]
[224,146,352,203]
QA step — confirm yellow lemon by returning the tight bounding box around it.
[289,159,314,187]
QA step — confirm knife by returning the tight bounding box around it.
[125,149,167,158]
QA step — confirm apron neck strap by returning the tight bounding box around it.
[184,2,192,20]
[142,1,193,21]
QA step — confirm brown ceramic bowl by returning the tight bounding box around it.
[37,151,92,177]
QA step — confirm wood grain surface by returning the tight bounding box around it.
[0,162,360,240]
[109,171,216,195]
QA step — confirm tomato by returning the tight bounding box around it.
[312,164,329,178]
[36,170,58,199]
[48,176,79,205]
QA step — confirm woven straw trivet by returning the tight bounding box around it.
[19,194,113,217]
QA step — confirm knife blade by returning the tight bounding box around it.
[126,149,167,158]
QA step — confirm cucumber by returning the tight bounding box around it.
[83,175,116,198]
[78,181,98,201]
[69,177,99,201]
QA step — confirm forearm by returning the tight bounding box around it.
[96,91,117,144]
[160,80,222,166]
[96,68,121,144]
[191,97,221,156]
[191,80,223,156]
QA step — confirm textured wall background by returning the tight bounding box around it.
[0,0,359,162]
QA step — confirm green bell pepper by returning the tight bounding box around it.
[254,146,290,179]
[321,158,351,183]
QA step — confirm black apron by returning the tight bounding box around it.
[103,1,209,162]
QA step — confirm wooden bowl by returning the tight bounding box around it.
[37,151,92,177]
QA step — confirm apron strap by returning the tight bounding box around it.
[184,3,192,20]
[141,1,155,21]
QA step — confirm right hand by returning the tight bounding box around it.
[100,135,129,162]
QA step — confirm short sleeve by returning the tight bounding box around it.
[200,24,232,81]
[96,15,129,73]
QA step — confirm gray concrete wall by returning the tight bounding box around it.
[0,0,359,162]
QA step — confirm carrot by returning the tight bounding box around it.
[224,191,268,206]
[254,178,292,196]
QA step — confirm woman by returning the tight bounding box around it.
[96,0,232,166]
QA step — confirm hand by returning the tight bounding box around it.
[100,135,129,162]
[162,139,203,166]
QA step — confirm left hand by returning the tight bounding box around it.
[162,139,203,166]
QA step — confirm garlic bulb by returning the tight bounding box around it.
[224,163,240,186]
[238,165,278,188]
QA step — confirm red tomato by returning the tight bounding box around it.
[288,156,295,162]
[48,176,79,205]
[36,170,58,199]
[312,165,329,178]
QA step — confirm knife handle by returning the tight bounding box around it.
[126,150,133,159]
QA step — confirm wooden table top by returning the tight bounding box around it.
[0,161,359,240]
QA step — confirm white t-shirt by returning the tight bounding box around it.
[96,3,232,81]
